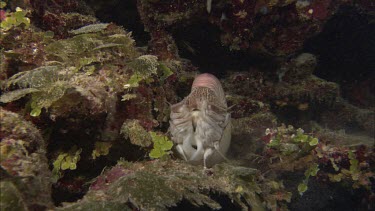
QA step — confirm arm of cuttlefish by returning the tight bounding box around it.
[189,131,204,162]
[176,144,188,161]
[213,141,230,162]
[176,128,198,161]
[203,148,214,169]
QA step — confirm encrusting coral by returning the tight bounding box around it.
[0,108,53,210]
[137,0,374,56]
[0,16,178,205]
[222,53,340,116]
[56,159,292,211]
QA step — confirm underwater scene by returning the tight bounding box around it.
[0,0,374,210]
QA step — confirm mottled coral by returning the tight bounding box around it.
[136,0,371,56]
[319,99,375,136]
[259,124,374,200]
[28,0,97,38]
[57,160,293,211]
[0,108,53,210]
[121,119,152,148]
[137,0,204,60]
[223,53,339,110]
[0,19,175,206]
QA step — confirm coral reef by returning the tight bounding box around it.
[0,16,177,205]
[121,119,152,148]
[0,0,373,210]
[137,0,374,56]
[0,108,53,210]
[28,0,97,38]
[57,159,287,211]
[259,124,374,206]
[223,53,340,109]
[319,99,375,136]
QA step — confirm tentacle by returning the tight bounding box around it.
[170,106,191,119]
[203,148,214,168]
[189,137,204,161]
[199,112,224,136]
[170,101,193,145]
[213,141,229,162]
[206,108,226,123]
[182,132,198,159]
[170,114,191,126]
[176,144,188,161]
[195,118,222,147]
[220,113,231,128]
[170,119,193,145]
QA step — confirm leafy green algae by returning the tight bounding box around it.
[69,23,110,35]
[0,23,138,117]
[0,65,72,116]
[0,7,30,31]
[92,142,112,159]
[149,132,173,159]
[52,146,83,181]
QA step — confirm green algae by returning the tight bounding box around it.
[92,142,112,159]
[149,132,173,159]
[0,24,139,117]
[69,23,110,35]
[0,7,30,31]
[52,146,82,181]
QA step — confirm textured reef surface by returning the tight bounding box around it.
[0,0,374,210]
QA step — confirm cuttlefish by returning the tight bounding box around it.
[169,73,231,168]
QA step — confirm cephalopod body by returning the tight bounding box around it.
[169,73,231,168]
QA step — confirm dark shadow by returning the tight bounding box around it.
[304,5,375,107]
[171,22,278,78]
[84,0,150,46]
